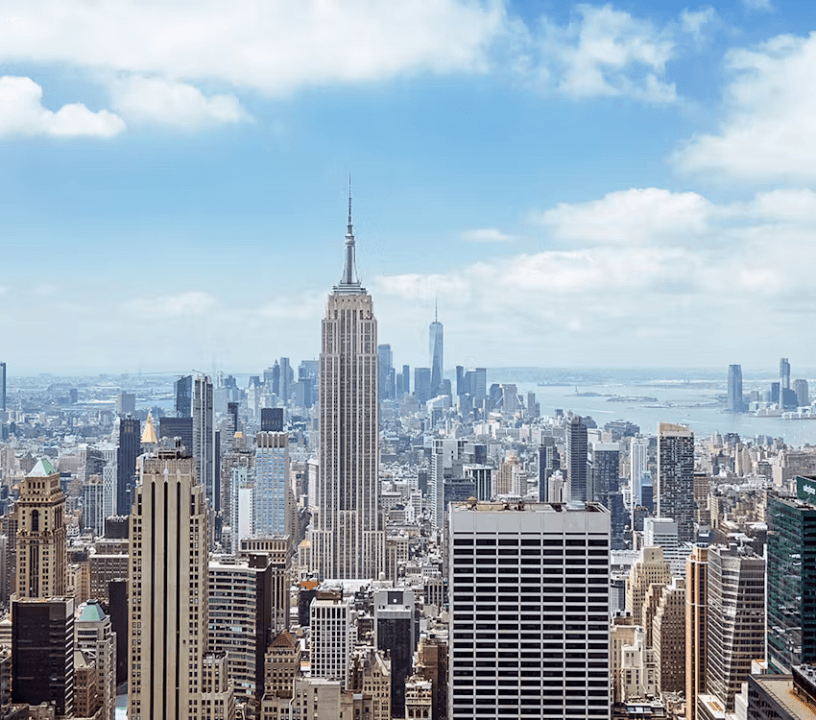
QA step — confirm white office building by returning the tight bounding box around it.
[448,500,611,719]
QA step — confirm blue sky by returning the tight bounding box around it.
[2,0,816,375]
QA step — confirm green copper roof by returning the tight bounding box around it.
[78,600,107,623]
[29,457,57,477]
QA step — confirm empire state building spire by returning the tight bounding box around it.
[338,180,362,290]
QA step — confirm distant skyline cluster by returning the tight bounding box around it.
[3,1,816,373]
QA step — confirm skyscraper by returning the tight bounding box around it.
[590,441,619,506]
[0,360,6,411]
[448,500,610,719]
[630,436,648,510]
[686,545,708,720]
[767,477,816,674]
[15,457,67,599]
[174,374,193,418]
[128,451,212,720]
[311,200,384,580]
[208,555,277,705]
[255,430,290,537]
[414,368,431,405]
[794,378,810,407]
[704,544,765,713]
[378,344,394,401]
[193,374,217,513]
[657,422,695,543]
[117,417,140,515]
[566,415,588,502]
[279,357,293,404]
[780,357,791,390]
[727,364,744,412]
[12,597,75,716]
[75,599,117,720]
[374,588,416,717]
[429,305,443,398]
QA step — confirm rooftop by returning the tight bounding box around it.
[28,457,57,477]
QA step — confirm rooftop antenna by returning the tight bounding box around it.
[340,175,360,287]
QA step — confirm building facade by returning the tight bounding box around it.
[128,452,211,720]
[193,374,217,513]
[255,431,290,537]
[566,415,589,503]
[767,479,816,674]
[11,596,75,716]
[448,500,610,719]
[657,423,695,543]
[686,545,708,720]
[705,544,766,713]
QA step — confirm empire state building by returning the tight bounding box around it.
[312,200,385,580]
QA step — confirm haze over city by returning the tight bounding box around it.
[3,1,816,373]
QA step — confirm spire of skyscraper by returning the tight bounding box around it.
[339,177,360,289]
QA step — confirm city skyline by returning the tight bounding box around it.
[3,1,816,373]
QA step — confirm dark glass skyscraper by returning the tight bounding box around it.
[767,477,816,674]
[657,422,695,543]
[12,597,75,716]
[566,415,588,502]
[174,374,192,418]
[117,417,140,515]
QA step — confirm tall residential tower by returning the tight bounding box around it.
[657,422,695,543]
[311,199,384,580]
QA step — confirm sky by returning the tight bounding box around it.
[2,0,816,376]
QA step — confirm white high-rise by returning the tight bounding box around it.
[630,436,648,509]
[448,500,611,719]
[311,199,385,580]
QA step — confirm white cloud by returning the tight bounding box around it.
[533,188,714,245]
[124,291,217,317]
[111,76,249,127]
[367,182,816,366]
[674,33,816,180]
[461,228,512,242]
[0,0,504,95]
[0,76,124,138]
[680,8,716,40]
[524,4,677,103]
[0,1,702,112]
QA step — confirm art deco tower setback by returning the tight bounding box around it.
[312,199,385,580]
